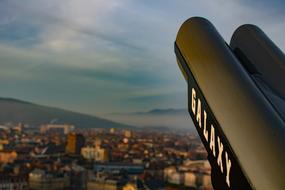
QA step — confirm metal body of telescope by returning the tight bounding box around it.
[175,17,285,190]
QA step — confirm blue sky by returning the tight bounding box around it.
[0,0,284,118]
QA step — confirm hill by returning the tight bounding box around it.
[138,108,188,115]
[0,97,133,128]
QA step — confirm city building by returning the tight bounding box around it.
[0,174,28,190]
[0,140,9,151]
[0,150,17,164]
[87,178,127,190]
[164,160,212,188]
[109,128,115,134]
[184,172,196,188]
[94,147,109,163]
[81,146,95,160]
[167,171,184,185]
[29,169,70,190]
[200,174,212,189]
[69,165,87,190]
[123,183,137,190]
[40,124,74,135]
[81,146,109,162]
[93,163,144,175]
[0,122,213,189]
[66,133,85,154]
[124,130,132,138]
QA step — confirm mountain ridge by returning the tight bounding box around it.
[111,108,188,115]
[0,97,134,129]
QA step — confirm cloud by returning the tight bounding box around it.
[0,0,284,118]
[0,0,142,51]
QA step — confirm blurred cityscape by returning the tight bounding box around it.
[0,122,212,190]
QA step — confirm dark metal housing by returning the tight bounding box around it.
[175,17,285,190]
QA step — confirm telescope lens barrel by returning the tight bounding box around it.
[230,25,285,121]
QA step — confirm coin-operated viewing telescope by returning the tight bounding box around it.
[175,17,285,190]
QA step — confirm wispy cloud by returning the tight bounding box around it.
[0,0,284,117]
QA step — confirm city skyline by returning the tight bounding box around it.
[0,0,284,118]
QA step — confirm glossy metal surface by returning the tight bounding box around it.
[230,24,285,121]
[175,17,285,190]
